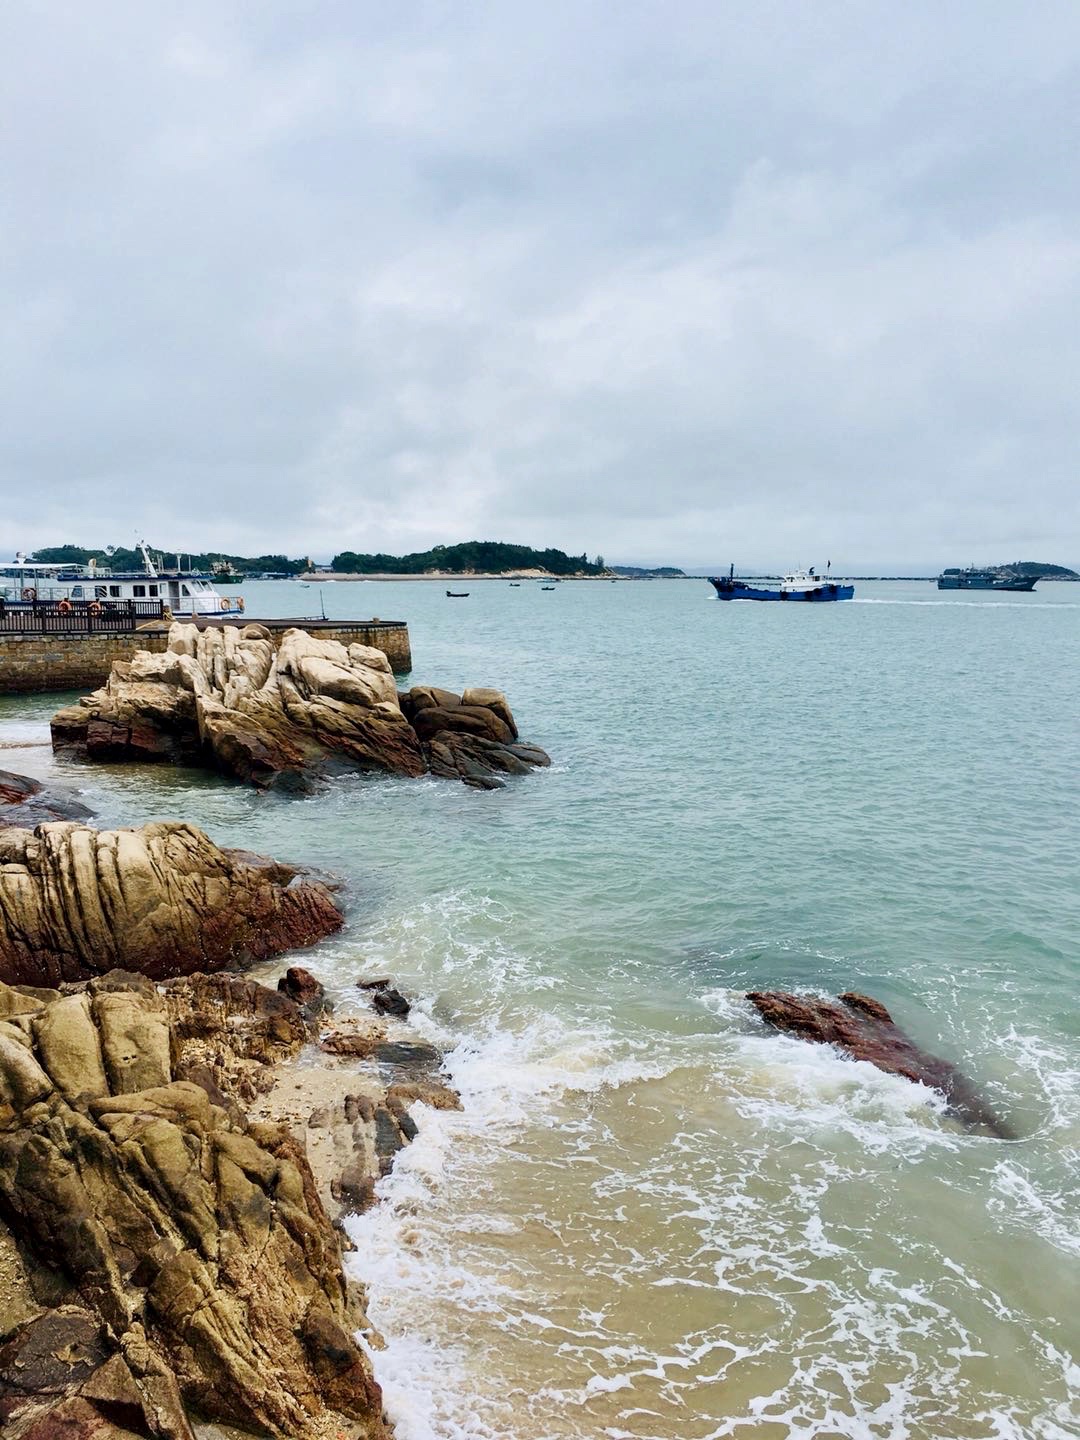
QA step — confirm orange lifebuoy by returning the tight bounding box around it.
[88,601,102,616]
[57,598,73,614]
[220,598,229,611]
[21,587,36,601]
[236,597,245,613]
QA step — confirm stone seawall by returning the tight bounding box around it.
[0,619,412,694]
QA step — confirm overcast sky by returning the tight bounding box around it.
[2,2,1079,569]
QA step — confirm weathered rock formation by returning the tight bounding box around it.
[747,990,1015,1138]
[0,822,343,988]
[0,770,92,826]
[0,971,391,1440]
[51,624,550,791]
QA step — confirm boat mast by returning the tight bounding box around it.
[137,540,159,579]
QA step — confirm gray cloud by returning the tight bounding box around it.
[2,1,1079,568]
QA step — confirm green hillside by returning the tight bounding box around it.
[997,561,1079,578]
[329,542,606,576]
[30,545,308,576]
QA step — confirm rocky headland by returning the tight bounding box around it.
[747,989,1015,1138]
[50,623,550,791]
[0,964,458,1440]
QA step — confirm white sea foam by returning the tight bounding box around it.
[851,597,1077,609]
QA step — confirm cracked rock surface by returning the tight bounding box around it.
[0,822,343,988]
[0,970,459,1440]
[51,624,549,791]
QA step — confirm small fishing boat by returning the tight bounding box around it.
[709,563,854,602]
[509,582,521,587]
[446,590,470,598]
[540,585,555,591]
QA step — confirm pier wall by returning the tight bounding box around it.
[0,620,412,695]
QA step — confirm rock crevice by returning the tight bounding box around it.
[0,822,343,988]
[0,971,395,1440]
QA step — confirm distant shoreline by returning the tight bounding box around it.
[296,571,1080,583]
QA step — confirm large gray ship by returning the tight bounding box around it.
[937,567,1038,591]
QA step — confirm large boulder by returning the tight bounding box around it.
[0,822,343,988]
[399,684,548,789]
[746,990,1015,1138]
[52,624,548,790]
[0,974,390,1440]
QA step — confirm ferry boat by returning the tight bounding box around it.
[937,567,1038,591]
[709,564,854,602]
[0,542,246,617]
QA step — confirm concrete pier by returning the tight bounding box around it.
[0,618,412,694]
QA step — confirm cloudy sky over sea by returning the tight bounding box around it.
[3,2,1079,569]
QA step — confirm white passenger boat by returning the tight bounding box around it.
[0,542,245,618]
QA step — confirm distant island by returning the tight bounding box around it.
[27,545,1077,582]
[610,565,687,578]
[327,541,607,576]
[993,561,1078,578]
[27,540,608,579]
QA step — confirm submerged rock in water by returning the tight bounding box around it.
[358,976,411,1018]
[746,989,1015,1138]
[0,972,391,1440]
[0,821,343,987]
[0,770,92,826]
[50,623,549,791]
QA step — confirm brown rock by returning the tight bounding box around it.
[277,967,330,1016]
[358,979,410,1019]
[398,686,462,721]
[0,823,343,988]
[409,704,514,745]
[746,989,1016,1138]
[0,772,92,827]
[0,980,390,1440]
[460,687,519,737]
[425,733,551,788]
[320,1031,381,1059]
[51,623,547,791]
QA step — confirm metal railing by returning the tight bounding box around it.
[0,599,167,635]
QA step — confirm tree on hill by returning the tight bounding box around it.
[999,561,1079,578]
[30,545,308,576]
[329,541,608,576]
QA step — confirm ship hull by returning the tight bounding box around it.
[937,574,1038,591]
[710,579,854,602]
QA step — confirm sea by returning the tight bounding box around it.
[1,577,1078,1440]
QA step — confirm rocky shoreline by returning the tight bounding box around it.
[50,622,550,791]
[0,623,553,1438]
[0,961,458,1440]
[0,623,1020,1438]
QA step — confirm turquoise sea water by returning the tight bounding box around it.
[2,578,1078,1439]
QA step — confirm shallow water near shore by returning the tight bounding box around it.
[2,578,1079,1439]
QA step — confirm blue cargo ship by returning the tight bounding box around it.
[709,565,854,602]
